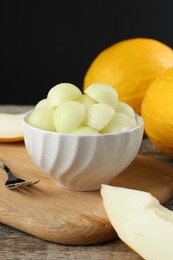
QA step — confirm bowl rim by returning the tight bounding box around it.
[23,109,144,137]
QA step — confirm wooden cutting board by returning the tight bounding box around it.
[0,143,173,246]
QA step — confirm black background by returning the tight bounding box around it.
[2,0,173,105]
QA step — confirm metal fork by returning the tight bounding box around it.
[0,161,39,189]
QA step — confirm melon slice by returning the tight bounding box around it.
[0,113,26,142]
[101,184,173,260]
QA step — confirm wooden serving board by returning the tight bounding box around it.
[0,143,173,246]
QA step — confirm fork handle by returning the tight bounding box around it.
[0,161,14,179]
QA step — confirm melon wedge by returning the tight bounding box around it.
[0,112,26,142]
[101,184,173,260]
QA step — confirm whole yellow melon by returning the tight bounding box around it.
[83,38,173,114]
[141,67,173,158]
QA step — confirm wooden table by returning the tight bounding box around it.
[0,105,172,260]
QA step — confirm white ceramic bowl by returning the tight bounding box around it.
[23,111,144,191]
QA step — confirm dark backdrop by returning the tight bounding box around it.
[2,0,173,105]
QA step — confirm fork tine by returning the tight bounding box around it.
[6,183,26,189]
[17,181,30,187]
[19,181,33,187]
[27,180,40,186]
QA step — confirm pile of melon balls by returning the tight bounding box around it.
[27,83,138,134]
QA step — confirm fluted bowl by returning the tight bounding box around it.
[23,112,144,191]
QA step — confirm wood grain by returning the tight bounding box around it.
[0,143,173,247]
